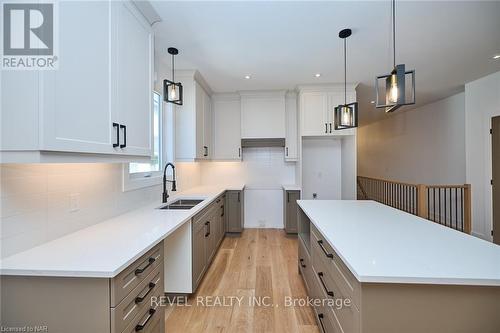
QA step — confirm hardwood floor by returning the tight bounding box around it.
[165,229,319,333]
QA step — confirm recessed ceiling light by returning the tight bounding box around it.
[315,73,321,78]
[493,55,500,60]
[244,75,251,79]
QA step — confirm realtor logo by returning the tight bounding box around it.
[2,1,58,70]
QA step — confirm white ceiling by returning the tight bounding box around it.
[151,1,500,125]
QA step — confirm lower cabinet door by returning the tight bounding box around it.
[192,220,207,291]
[285,190,300,233]
[226,191,243,232]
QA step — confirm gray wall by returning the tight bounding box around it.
[357,92,466,185]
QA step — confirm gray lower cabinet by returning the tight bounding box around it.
[284,190,300,233]
[226,190,244,232]
[192,194,227,292]
[1,241,165,333]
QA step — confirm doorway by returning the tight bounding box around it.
[492,116,500,244]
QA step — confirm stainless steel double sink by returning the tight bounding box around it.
[158,199,204,210]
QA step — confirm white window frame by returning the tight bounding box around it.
[123,91,173,191]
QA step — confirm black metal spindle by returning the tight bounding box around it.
[460,188,464,231]
[454,188,458,230]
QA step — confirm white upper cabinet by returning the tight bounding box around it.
[285,92,298,161]
[113,1,153,156]
[299,85,357,137]
[174,71,213,161]
[0,0,153,162]
[240,91,286,139]
[40,1,115,155]
[300,92,329,136]
[212,94,242,160]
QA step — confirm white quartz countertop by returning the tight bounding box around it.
[0,184,244,278]
[297,200,500,286]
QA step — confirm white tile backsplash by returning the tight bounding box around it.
[0,162,201,258]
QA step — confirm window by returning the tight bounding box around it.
[129,92,162,177]
[123,91,169,191]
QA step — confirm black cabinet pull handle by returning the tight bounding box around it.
[317,313,326,333]
[221,205,224,217]
[135,308,156,332]
[203,146,208,157]
[135,282,156,304]
[113,123,120,147]
[317,240,334,259]
[120,124,127,148]
[237,192,240,202]
[286,147,289,156]
[238,148,241,158]
[205,221,210,237]
[287,192,290,203]
[135,257,155,275]
[299,258,306,268]
[318,272,334,297]
[325,123,328,133]
[329,123,332,133]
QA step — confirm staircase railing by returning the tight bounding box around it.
[357,176,472,234]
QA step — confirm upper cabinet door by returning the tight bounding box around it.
[195,82,206,159]
[285,94,298,161]
[40,1,117,154]
[202,90,212,159]
[212,95,241,160]
[113,1,153,156]
[300,92,329,136]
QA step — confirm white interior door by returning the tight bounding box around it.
[114,1,152,157]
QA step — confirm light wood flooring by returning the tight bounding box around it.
[165,228,319,332]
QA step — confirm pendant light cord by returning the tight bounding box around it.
[392,0,396,68]
[172,53,175,82]
[344,37,347,105]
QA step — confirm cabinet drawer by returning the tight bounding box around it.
[111,265,163,333]
[311,225,360,308]
[298,237,312,293]
[307,265,342,333]
[120,287,164,333]
[312,266,360,333]
[111,242,163,306]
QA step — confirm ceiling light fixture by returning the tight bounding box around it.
[244,75,251,79]
[163,47,183,105]
[334,28,358,130]
[375,0,415,113]
[315,73,321,78]
[493,55,500,60]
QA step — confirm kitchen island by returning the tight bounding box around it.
[297,200,500,333]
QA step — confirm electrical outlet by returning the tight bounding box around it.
[69,193,80,212]
[313,193,317,199]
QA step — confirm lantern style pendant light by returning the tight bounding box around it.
[163,47,183,105]
[375,0,415,113]
[334,28,358,130]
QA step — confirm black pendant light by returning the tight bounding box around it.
[334,28,358,130]
[163,47,183,105]
[375,0,415,113]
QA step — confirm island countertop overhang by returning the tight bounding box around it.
[297,200,500,286]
